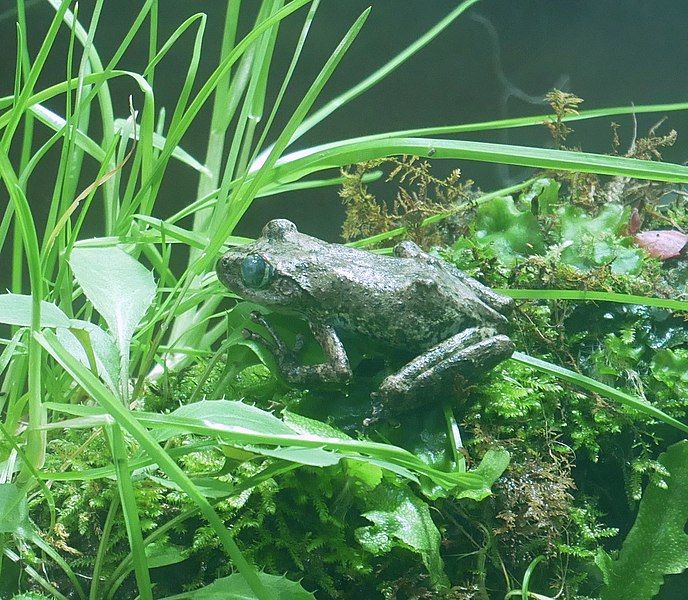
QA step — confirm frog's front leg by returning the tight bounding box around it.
[371,327,513,419]
[244,312,352,387]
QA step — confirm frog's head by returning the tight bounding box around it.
[216,219,314,312]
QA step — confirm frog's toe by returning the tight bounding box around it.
[293,333,306,354]
[393,240,424,259]
[249,310,265,324]
[242,328,277,352]
[363,396,385,427]
[247,311,290,353]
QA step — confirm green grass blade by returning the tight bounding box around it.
[501,289,688,312]
[2,0,70,149]
[132,0,313,210]
[0,150,45,473]
[108,424,152,599]
[31,104,104,161]
[235,0,284,177]
[190,0,243,246]
[376,101,688,139]
[511,351,688,435]
[249,0,321,168]
[221,0,283,192]
[269,136,688,185]
[220,7,371,239]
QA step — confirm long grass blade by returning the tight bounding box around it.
[501,289,688,312]
[511,352,688,435]
[268,136,688,185]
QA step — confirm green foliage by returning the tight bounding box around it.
[599,441,688,600]
[355,484,449,589]
[339,156,473,247]
[176,572,316,599]
[474,195,545,265]
[0,484,29,536]
[544,89,585,148]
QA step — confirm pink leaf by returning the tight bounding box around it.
[634,230,688,260]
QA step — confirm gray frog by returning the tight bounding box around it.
[216,219,514,421]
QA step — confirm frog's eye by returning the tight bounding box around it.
[240,254,274,289]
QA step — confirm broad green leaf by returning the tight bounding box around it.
[69,246,156,360]
[282,409,353,440]
[474,196,545,265]
[136,402,508,493]
[355,485,450,589]
[0,483,30,537]
[600,440,688,600]
[651,349,688,387]
[145,541,188,569]
[0,295,120,390]
[465,448,511,499]
[238,445,341,467]
[158,400,341,468]
[175,571,315,599]
[156,399,296,442]
[0,293,70,328]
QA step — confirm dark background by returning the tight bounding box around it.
[1,0,687,245]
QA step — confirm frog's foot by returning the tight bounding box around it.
[374,327,514,415]
[243,311,302,374]
[246,312,352,387]
[246,311,303,356]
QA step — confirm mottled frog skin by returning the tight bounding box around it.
[217,219,514,420]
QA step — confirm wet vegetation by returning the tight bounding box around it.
[0,2,687,599]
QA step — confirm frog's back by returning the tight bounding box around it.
[282,236,508,351]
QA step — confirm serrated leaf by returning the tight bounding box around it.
[173,571,315,599]
[0,293,71,328]
[601,440,688,600]
[282,410,353,440]
[156,400,296,442]
[158,400,340,467]
[69,246,156,360]
[355,485,449,589]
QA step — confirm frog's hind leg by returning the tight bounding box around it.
[373,327,513,417]
[393,240,514,315]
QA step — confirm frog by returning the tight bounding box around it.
[216,219,514,422]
